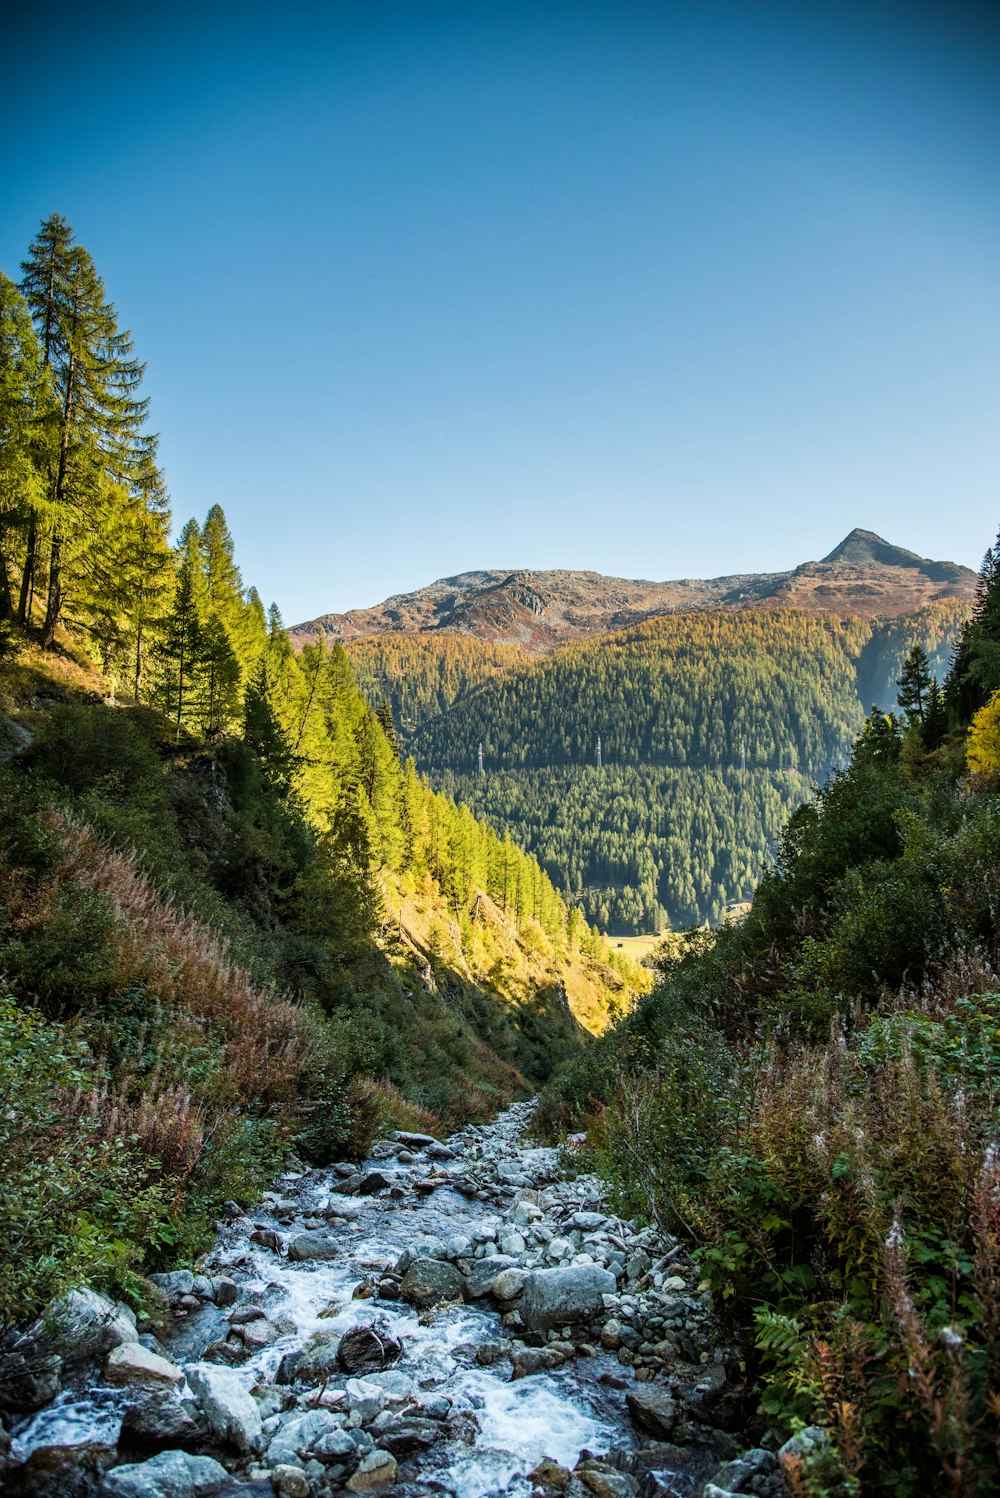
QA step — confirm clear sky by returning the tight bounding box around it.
[3,1,999,621]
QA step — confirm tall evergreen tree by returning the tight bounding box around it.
[0,274,52,622]
[896,643,932,725]
[20,215,154,646]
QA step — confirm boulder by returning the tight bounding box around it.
[287,1232,337,1262]
[357,1170,393,1196]
[118,1393,209,1455]
[375,1416,442,1454]
[270,1465,310,1497]
[266,1409,351,1467]
[250,1229,284,1253]
[463,1255,516,1299]
[0,1340,62,1412]
[625,1386,679,1439]
[337,1322,403,1375]
[519,1265,616,1332]
[491,1267,528,1301]
[185,1364,263,1454]
[104,1343,184,1389]
[43,1288,138,1363]
[512,1346,564,1378]
[399,1257,464,1308]
[393,1131,437,1147]
[345,1449,397,1491]
[5,1441,116,1498]
[99,1449,229,1498]
[147,1271,195,1304]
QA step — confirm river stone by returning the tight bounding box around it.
[394,1236,447,1273]
[266,1410,350,1467]
[119,1392,209,1454]
[43,1288,139,1363]
[285,1329,340,1382]
[625,1386,679,1438]
[463,1255,516,1298]
[5,1441,117,1498]
[0,1343,62,1412]
[287,1232,337,1261]
[400,1257,464,1307]
[491,1267,528,1301]
[270,1465,310,1497]
[346,1449,397,1491]
[357,1170,393,1195]
[576,1464,638,1498]
[519,1265,616,1332]
[185,1364,263,1453]
[376,1416,442,1454]
[147,1271,195,1304]
[104,1343,184,1388]
[338,1322,403,1374]
[99,1449,229,1498]
[393,1131,437,1147]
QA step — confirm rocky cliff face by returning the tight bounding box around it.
[289,531,977,656]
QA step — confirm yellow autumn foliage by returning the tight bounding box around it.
[967,690,1000,775]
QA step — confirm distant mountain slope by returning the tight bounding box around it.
[349,598,969,932]
[290,530,976,656]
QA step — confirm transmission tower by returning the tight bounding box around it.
[596,734,602,770]
[741,741,746,772]
[477,741,484,775]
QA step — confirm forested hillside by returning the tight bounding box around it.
[537,527,1000,1495]
[0,215,642,1327]
[349,601,967,930]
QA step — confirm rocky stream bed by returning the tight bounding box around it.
[0,1102,800,1498]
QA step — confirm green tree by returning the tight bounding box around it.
[0,274,52,621]
[896,643,932,726]
[20,215,155,647]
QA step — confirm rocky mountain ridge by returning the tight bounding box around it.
[290,530,976,655]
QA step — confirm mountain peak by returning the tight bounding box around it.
[821,529,927,569]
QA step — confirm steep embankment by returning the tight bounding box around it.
[0,637,643,1342]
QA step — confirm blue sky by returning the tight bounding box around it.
[3,1,999,620]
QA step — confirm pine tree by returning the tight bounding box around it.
[922,678,946,751]
[20,215,154,647]
[0,274,52,621]
[896,644,932,726]
[160,520,205,736]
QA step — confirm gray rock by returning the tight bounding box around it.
[104,1343,184,1389]
[290,1329,342,1382]
[393,1236,447,1274]
[209,1277,238,1308]
[185,1363,263,1453]
[400,1257,464,1308]
[119,1392,209,1455]
[491,1267,529,1301]
[376,1416,443,1454]
[147,1271,195,1304]
[357,1170,393,1196]
[346,1449,397,1491]
[393,1131,437,1147]
[625,1386,678,1438]
[337,1322,403,1374]
[267,1410,350,1467]
[287,1232,338,1261]
[99,1449,229,1498]
[270,1466,310,1497]
[519,1265,617,1332]
[463,1255,517,1299]
[43,1288,139,1363]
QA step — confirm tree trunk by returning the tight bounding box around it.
[17,511,38,624]
[41,530,62,648]
[134,623,144,702]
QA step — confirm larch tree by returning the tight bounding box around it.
[20,215,155,647]
[0,274,52,622]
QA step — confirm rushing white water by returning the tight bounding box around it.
[11,1104,639,1495]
